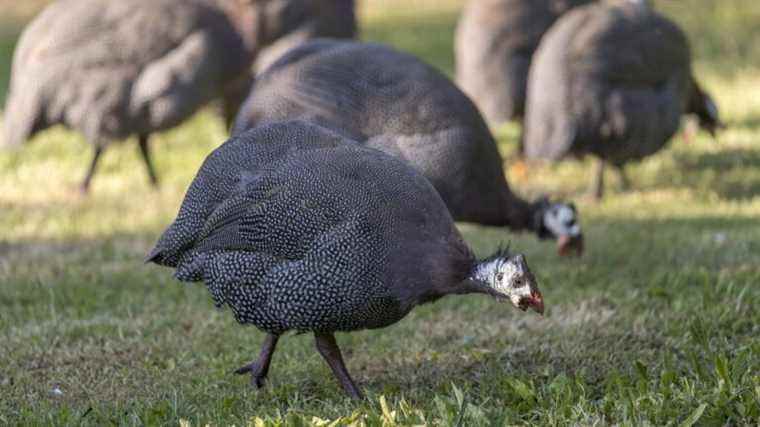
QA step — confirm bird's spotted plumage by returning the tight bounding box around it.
[148,121,472,334]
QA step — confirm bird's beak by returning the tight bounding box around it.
[525,291,544,315]
[709,121,726,142]
[557,234,584,257]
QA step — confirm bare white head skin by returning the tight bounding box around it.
[541,202,584,256]
[469,253,544,314]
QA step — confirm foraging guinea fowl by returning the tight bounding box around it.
[455,0,593,123]
[252,0,357,74]
[522,0,723,199]
[1,0,302,192]
[147,120,545,398]
[233,40,584,256]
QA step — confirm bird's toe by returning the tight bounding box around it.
[252,375,267,389]
[233,362,255,375]
[233,362,268,388]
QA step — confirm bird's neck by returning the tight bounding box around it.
[498,196,545,237]
[476,183,541,233]
[445,260,503,298]
[467,259,501,286]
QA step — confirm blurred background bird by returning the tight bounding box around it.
[521,0,723,199]
[2,0,357,192]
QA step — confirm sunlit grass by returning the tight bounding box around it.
[1,0,759,425]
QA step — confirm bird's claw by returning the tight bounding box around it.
[233,362,267,388]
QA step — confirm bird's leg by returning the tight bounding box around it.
[80,146,104,193]
[314,333,364,399]
[234,333,279,388]
[587,158,605,201]
[615,164,631,191]
[137,134,159,187]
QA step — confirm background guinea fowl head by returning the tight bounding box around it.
[533,198,584,257]
[470,248,544,314]
[688,81,725,139]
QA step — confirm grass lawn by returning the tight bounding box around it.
[1,1,759,425]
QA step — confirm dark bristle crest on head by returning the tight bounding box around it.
[481,242,512,262]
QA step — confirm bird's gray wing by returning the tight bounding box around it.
[12,0,208,75]
[192,189,277,254]
[4,0,224,143]
[184,170,346,261]
[173,198,285,310]
[171,187,284,283]
[129,30,224,130]
[146,122,349,268]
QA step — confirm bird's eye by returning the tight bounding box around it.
[496,272,504,282]
[565,218,576,227]
[513,278,522,288]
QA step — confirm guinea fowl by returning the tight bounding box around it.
[455,0,593,123]
[2,0,302,192]
[233,40,584,256]
[522,0,723,199]
[146,120,545,398]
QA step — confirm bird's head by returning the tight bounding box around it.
[471,249,544,314]
[534,198,584,256]
[689,82,725,139]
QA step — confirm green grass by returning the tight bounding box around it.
[2,1,760,425]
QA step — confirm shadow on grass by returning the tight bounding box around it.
[353,316,682,407]
[670,147,760,200]
[730,112,760,130]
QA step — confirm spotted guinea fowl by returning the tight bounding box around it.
[455,0,593,124]
[1,0,300,192]
[522,0,723,199]
[233,40,583,256]
[146,120,544,398]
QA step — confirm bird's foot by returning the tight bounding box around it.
[234,362,268,388]
[78,181,92,195]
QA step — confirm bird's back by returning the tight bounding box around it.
[148,121,472,333]
[523,1,692,163]
[234,40,519,225]
[238,40,480,138]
